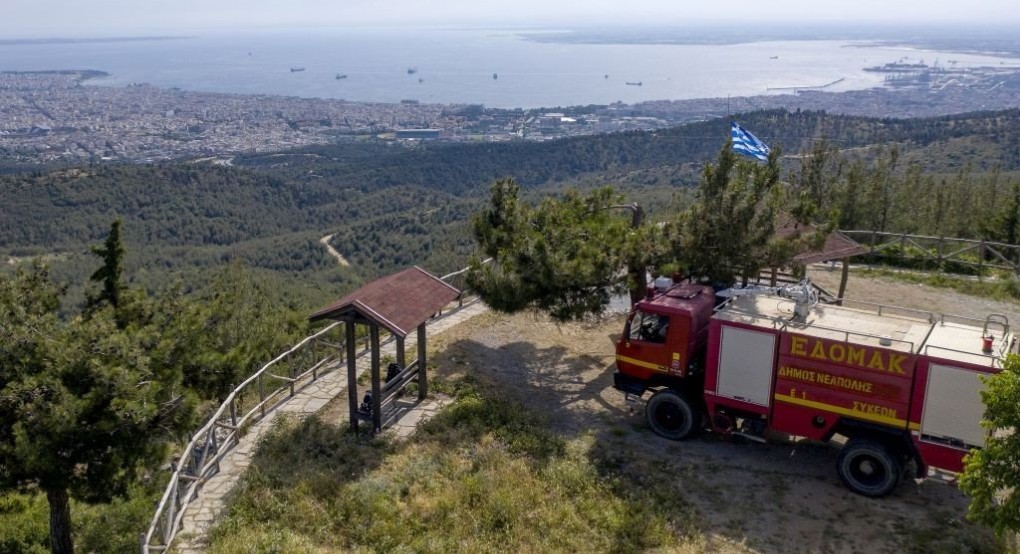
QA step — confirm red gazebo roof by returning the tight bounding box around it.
[775,218,868,265]
[309,266,460,337]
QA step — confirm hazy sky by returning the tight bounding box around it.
[3,0,1019,37]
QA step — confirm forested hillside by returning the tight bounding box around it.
[3,108,1020,310]
[236,108,1020,183]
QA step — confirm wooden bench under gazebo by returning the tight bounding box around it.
[309,266,460,433]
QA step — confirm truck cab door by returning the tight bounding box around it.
[616,310,673,380]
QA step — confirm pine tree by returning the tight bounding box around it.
[672,143,784,285]
[468,142,835,320]
[85,219,126,312]
[155,262,303,401]
[982,182,1020,246]
[0,264,194,554]
[468,179,646,321]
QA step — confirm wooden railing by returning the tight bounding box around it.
[841,230,1020,276]
[140,265,481,553]
[437,258,490,313]
[140,321,347,552]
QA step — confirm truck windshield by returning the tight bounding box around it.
[629,311,669,344]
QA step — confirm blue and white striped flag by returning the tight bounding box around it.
[731,122,771,161]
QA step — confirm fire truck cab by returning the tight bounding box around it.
[615,280,1015,497]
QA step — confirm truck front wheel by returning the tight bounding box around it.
[646,389,696,440]
[836,439,903,497]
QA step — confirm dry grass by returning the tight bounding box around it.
[207,380,711,553]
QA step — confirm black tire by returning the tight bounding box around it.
[836,438,903,498]
[645,389,696,440]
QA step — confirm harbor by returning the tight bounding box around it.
[766,77,845,92]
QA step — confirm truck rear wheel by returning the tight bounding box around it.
[646,389,696,440]
[836,439,903,498]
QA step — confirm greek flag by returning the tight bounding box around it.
[731,122,771,161]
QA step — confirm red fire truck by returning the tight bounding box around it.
[614,279,1013,497]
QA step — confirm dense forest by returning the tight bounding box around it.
[3,108,1020,312]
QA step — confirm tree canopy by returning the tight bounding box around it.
[468,143,811,320]
[960,354,1020,537]
[668,143,783,285]
[0,218,316,552]
[0,263,195,554]
[467,179,645,321]
[157,262,305,402]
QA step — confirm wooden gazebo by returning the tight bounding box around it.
[309,267,459,433]
[773,219,868,302]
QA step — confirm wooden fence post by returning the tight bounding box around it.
[311,339,321,380]
[979,239,986,282]
[288,353,295,397]
[258,372,266,417]
[229,385,236,427]
[209,430,220,473]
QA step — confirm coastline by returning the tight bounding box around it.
[518,30,1020,59]
[2,65,1019,166]
[2,69,109,79]
[0,36,192,46]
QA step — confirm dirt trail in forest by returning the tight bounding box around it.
[319,233,350,267]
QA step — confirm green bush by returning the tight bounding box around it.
[0,484,160,554]
[0,494,48,554]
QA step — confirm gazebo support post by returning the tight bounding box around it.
[838,256,850,306]
[396,337,406,369]
[370,325,382,433]
[417,322,427,400]
[346,321,358,433]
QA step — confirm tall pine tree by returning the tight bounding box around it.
[85,219,125,313]
[671,143,784,286]
[0,264,194,554]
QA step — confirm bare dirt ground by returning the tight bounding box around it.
[427,271,1012,553]
[809,263,1020,322]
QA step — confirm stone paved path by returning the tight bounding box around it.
[385,395,453,440]
[173,302,487,553]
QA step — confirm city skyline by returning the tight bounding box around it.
[2,0,1019,38]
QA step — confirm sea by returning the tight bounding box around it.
[1,27,1018,109]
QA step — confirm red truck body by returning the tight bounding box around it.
[614,282,1012,496]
